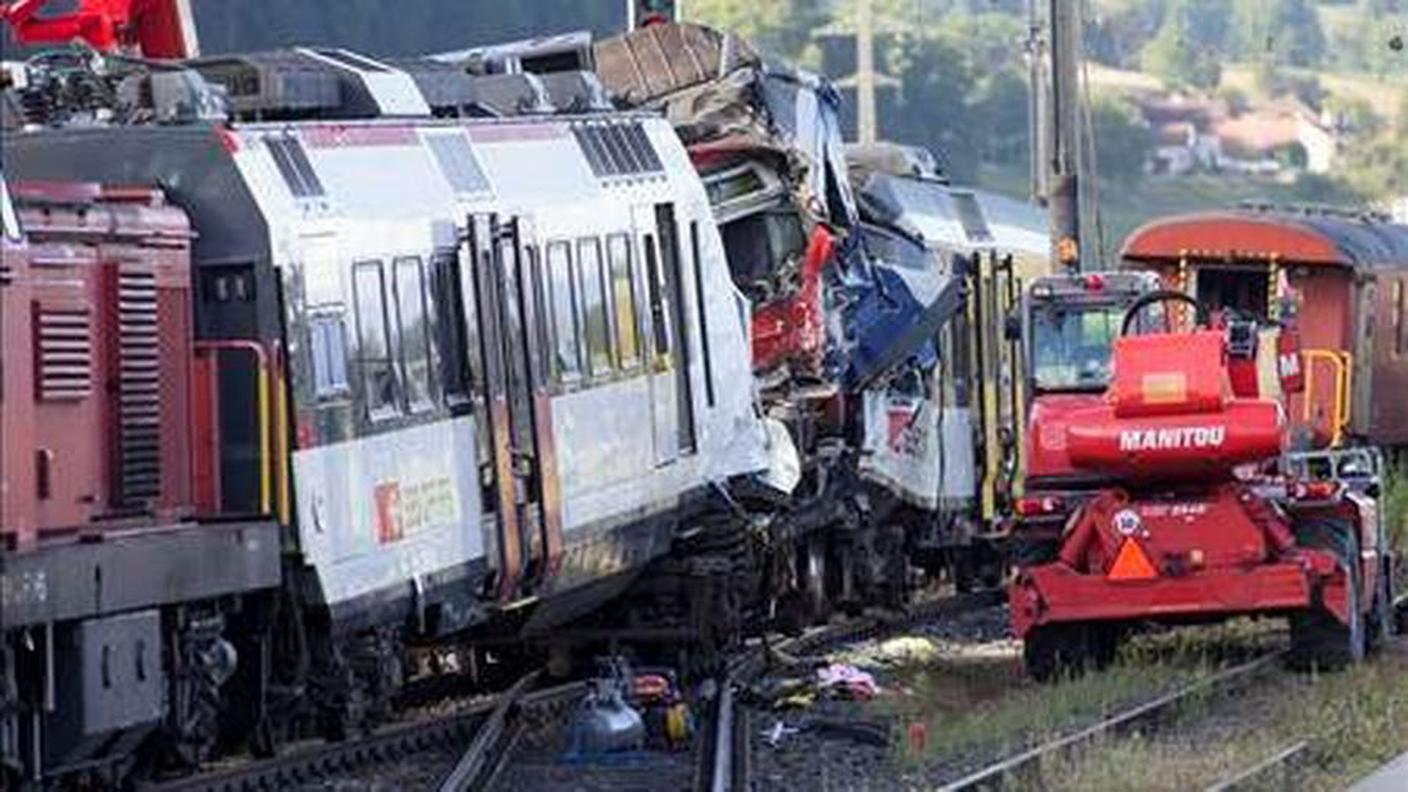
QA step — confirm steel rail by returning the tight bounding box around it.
[438,669,539,792]
[1203,740,1308,792]
[143,591,1002,792]
[703,589,1002,792]
[940,649,1287,791]
[141,703,495,792]
[731,589,1005,680]
[694,672,751,792]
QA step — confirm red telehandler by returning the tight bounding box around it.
[1,0,197,57]
[1010,290,1396,680]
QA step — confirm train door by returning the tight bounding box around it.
[634,203,697,467]
[1351,279,1376,438]
[467,213,562,601]
[0,199,36,549]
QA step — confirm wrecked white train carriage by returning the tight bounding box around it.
[593,23,861,381]
[847,143,1053,584]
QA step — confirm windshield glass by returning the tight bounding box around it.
[1031,303,1125,391]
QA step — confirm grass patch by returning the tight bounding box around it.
[1041,651,1408,791]
[1387,464,1408,595]
[879,620,1280,765]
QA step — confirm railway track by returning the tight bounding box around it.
[701,589,1006,792]
[436,671,540,791]
[139,590,1002,792]
[142,704,496,792]
[138,673,585,792]
[732,589,1006,680]
[696,675,748,792]
[484,589,1004,792]
[939,649,1289,791]
[1202,740,1309,792]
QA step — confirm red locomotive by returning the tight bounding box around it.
[1010,207,1407,679]
[1,179,283,780]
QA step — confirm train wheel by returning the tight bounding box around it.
[1290,518,1365,671]
[800,536,829,624]
[1024,623,1121,682]
[1087,623,1122,670]
[1023,624,1086,683]
[1367,557,1394,652]
[1014,538,1059,569]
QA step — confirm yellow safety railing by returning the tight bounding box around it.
[1301,348,1352,447]
[194,340,283,518]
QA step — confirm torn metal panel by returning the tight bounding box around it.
[842,222,965,390]
[594,23,857,230]
[592,22,759,106]
[860,388,942,511]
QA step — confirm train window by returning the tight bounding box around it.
[655,205,696,453]
[643,234,671,358]
[577,237,613,376]
[1396,280,1406,358]
[265,134,325,199]
[425,132,491,196]
[546,241,583,380]
[606,233,642,369]
[394,257,435,412]
[430,253,473,406]
[309,312,350,399]
[689,222,716,407]
[352,261,401,419]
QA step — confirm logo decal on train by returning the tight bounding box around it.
[373,478,459,544]
[886,399,930,457]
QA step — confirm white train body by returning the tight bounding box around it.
[230,114,769,626]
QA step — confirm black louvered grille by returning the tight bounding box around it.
[116,267,161,505]
[36,307,93,400]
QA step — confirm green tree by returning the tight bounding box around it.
[882,30,981,182]
[1086,0,1169,68]
[1234,0,1326,67]
[1339,137,1408,200]
[1326,96,1385,139]
[971,68,1031,168]
[1141,0,1225,89]
[1090,95,1153,185]
[686,0,830,62]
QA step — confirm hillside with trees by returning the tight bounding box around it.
[4,0,1402,243]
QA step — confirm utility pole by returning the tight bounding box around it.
[856,0,877,144]
[826,0,898,145]
[1025,0,1048,205]
[1048,0,1083,272]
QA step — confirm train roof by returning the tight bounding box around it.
[1121,208,1408,269]
[850,167,1048,258]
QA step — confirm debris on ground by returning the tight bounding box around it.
[761,717,890,749]
[816,663,880,700]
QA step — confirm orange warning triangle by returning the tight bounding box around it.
[1107,538,1159,581]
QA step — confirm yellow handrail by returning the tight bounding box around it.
[195,340,274,516]
[1300,348,1352,448]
